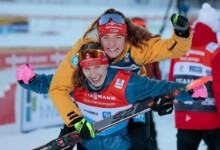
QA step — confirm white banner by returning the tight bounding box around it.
[21,67,64,132]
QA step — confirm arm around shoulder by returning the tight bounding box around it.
[48,44,84,127]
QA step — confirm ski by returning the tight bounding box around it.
[33,76,212,150]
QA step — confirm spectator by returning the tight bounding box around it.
[169,3,220,150]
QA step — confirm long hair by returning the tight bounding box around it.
[72,42,102,90]
[87,8,160,50]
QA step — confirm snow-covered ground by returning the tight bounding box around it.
[0,1,210,150]
[0,113,207,150]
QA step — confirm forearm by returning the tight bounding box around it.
[126,74,195,103]
[169,29,193,57]
[132,30,192,66]
[20,74,53,94]
[151,29,192,62]
[49,91,83,127]
[175,91,196,102]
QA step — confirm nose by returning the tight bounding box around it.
[89,69,97,78]
[108,38,116,47]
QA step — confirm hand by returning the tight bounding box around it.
[157,102,173,116]
[189,84,208,101]
[15,64,36,84]
[171,14,190,38]
[151,96,174,112]
[74,117,95,141]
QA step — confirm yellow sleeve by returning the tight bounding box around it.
[131,29,193,65]
[48,38,98,127]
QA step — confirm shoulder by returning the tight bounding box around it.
[205,42,220,62]
[83,19,99,40]
[129,72,148,84]
[106,68,119,80]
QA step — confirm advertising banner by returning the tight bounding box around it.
[0,17,29,34]
[21,67,64,132]
[0,50,68,70]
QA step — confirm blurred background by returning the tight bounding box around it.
[0,0,219,149]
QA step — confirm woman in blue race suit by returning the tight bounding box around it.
[16,42,207,150]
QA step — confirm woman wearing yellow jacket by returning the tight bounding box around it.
[48,9,192,150]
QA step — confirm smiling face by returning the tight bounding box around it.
[100,33,126,59]
[82,64,109,87]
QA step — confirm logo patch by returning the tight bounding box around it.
[71,54,79,68]
[115,79,125,89]
[133,113,146,123]
[84,109,98,116]
[103,112,111,118]
[110,29,119,33]
[206,42,219,53]
[189,66,202,73]
[185,114,191,122]
[124,53,130,62]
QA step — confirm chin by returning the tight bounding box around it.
[109,53,119,59]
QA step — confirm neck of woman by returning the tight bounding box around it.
[85,78,105,93]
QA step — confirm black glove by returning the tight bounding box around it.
[73,117,95,141]
[151,96,174,112]
[59,124,75,137]
[157,102,173,116]
[171,14,190,38]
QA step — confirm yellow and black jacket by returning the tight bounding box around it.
[48,19,193,127]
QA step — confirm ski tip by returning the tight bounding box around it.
[188,76,212,90]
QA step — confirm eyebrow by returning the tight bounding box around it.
[115,35,123,37]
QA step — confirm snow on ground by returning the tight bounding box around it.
[0,113,207,150]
